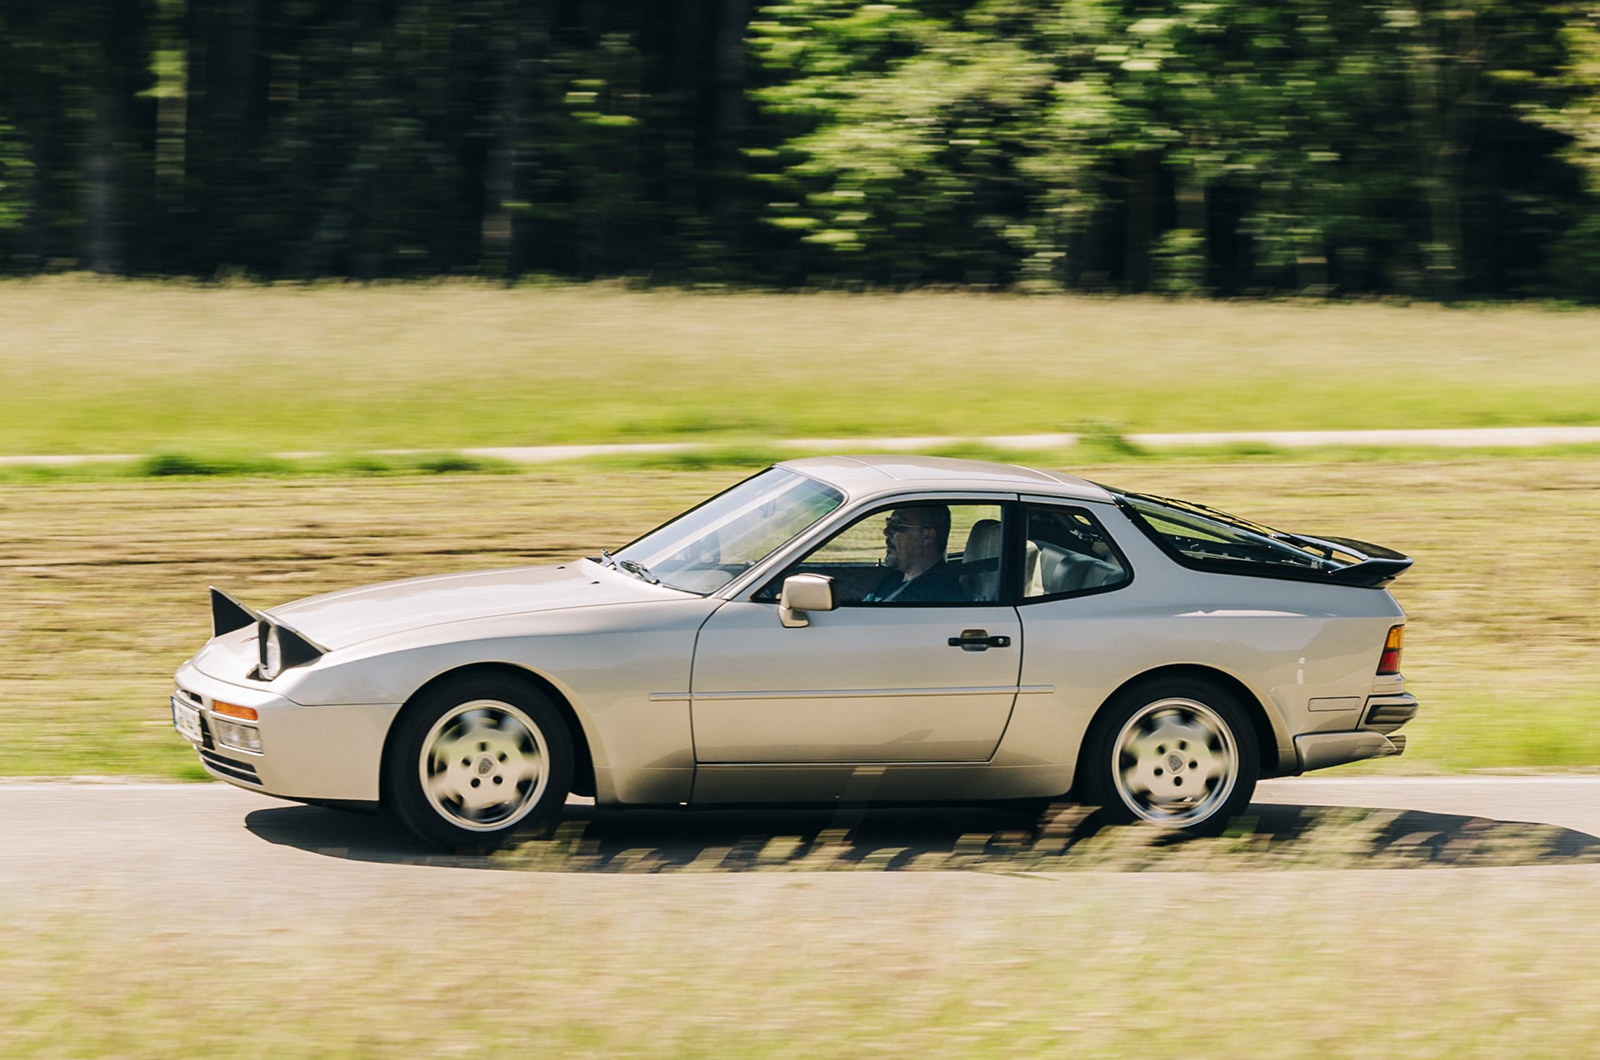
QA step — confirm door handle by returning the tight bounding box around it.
[948,629,1011,651]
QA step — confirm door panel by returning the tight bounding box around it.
[691,601,1023,763]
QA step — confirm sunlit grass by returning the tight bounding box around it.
[3,277,1599,456]
[5,872,1600,1059]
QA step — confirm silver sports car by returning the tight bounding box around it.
[173,456,1418,848]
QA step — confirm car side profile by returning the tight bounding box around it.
[171,456,1418,848]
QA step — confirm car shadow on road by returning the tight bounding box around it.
[244,799,1600,873]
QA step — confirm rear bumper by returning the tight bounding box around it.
[1295,693,1418,772]
[1295,730,1404,772]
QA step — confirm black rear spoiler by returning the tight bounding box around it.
[1278,535,1414,588]
[209,587,328,674]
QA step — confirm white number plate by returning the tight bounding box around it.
[171,694,204,744]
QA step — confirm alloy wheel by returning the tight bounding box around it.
[1110,697,1239,827]
[418,699,550,832]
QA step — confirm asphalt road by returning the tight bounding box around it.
[4,776,1599,919]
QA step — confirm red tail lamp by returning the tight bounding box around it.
[1377,626,1404,675]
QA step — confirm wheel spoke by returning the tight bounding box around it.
[426,769,463,805]
[513,750,545,788]
[1119,767,1152,799]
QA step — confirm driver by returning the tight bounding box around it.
[863,505,967,603]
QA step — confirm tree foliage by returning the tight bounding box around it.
[0,0,1596,297]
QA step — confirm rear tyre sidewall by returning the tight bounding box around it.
[386,675,574,852]
[1080,677,1259,837]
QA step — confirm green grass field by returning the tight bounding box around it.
[3,456,1596,778]
[4,277,1600,456]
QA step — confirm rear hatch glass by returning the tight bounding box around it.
[1105,488,1411,587]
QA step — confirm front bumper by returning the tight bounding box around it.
[1294,692,1418,773]
[173,660,403,802]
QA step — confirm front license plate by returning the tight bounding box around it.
[171,694,204,744]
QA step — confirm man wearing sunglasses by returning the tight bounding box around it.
[862,505,968,604]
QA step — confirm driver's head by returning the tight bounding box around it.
[882,506,951,573]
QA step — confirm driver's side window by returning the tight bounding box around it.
[758,502,1004,606]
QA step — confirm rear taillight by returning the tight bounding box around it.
[1377,625,1404,674]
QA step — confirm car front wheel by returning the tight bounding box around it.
[386,675,574,851]
[1081,678,1259,835]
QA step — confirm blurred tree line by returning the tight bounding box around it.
[1,0,1598,296]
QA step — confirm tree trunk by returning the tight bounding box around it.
[83,85,120,274]
[1124,149,1157,292]
[187,0,263,268]
[710,0,750,219]
[481,0,552,274]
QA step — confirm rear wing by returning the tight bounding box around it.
[1275,534,1414,588]
[1104,486,1414,590]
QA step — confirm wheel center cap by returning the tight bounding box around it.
[477,756,494,776]
[1166,753,1185,773]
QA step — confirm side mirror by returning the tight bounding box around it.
[778,574,837,628]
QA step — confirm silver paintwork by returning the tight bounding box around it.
[172,454,1416,812]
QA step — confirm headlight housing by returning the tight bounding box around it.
[253,618,324,682]
[259,623,282,680]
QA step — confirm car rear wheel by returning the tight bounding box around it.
[1081,678,1259,835]
[386,675,574,851]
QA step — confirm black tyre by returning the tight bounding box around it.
[1079,677,1259,836]
[385,674,574,851]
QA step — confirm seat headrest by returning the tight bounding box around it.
[966,518,1002,560]
[961,519,1004,602]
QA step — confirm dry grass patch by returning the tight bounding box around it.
[4,869,1600,1059]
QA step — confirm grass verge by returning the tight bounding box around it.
[8,439,1600,485]
[4,277,1599,456]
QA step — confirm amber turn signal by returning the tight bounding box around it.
[212,701,259,721]
[1377,625,1404,675]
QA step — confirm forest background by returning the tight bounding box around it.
[4,0,1600,298]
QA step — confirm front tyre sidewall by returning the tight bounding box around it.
[387,675,574,851]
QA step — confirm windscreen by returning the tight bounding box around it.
[615,468,845,594]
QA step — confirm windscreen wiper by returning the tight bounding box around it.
[617,558,660,584]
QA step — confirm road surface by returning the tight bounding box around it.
[3,776,1598,918]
